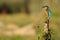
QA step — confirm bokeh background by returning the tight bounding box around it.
[0,0,60,40]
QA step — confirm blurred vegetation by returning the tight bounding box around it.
[0,0,60,40]
[0,35,37,40]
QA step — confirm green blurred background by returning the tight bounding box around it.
[0,0,60,40]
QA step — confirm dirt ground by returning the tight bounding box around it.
[0,23,36,36]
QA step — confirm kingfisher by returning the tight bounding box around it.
[43,6,51,20]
